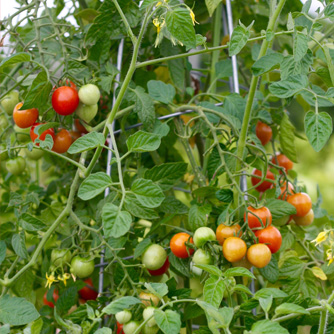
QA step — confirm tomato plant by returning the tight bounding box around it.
[2,0,334,333]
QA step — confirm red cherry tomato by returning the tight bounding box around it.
[43,290,59,308]
[52,86,79,116]
[116,322,124,334]
[52,129,72,154]
[148,257,170,276]
[170,233,194,259]
[78,278,98,301]
[272,154,293,172]
[255,121,272,146]
[247,244,272,268]
[255,225,282,253]
[13,102,38,129]
[251,169,275,192]
[287,192,312,217]
[30,123,55,145]
[245,206,272,230]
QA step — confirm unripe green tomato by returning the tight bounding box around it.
[78,84,100,106]
[24,148,43,160]
[70,256,95,278]
[193,249,213,265]
[193,227,216,247]
[142,325,159,334]
[6,156,26,175]
[142,244,167,270]
[1,90,19,115]
[0,144,8,161]
[51,249,72,267]
[0,114,9,132]
[123,321,140,334]
[143,306,156,327]
[190,261,203,277]
[75,103,98,123]
[190,278,203,298]
[14,125,30,143]
[115,310,132,324]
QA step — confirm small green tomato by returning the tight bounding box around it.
[75,103,98,123]
[142,324,159,334]
[115,310,132,324]
[6,156,26,175]
[123,321,140,334]
[1,90,19,115]
[78,84,100,106]
[51,249,72,267]
[24,148,43,160]
[193,227,216,247]
[142,244,167,271]
[193,249,212,265]
[143,306,156,327]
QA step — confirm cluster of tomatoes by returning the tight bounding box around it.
[2,82,101,176]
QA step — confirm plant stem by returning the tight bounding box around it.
[233,0,287,209]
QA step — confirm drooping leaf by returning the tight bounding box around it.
[147,80,176,104]
[102,296,141,315]
[78,172,112,200]
[154,309,181,334]
[131,178,165,208]
[68,132,105,154]
[126,131,161,152]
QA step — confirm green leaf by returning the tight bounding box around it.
[279,113,298,163]
[275,303,310,316]
[21,70,52,110]
[0,53,31,70]
[233,284,253,295]
[304,111,332,152]
[124,194,159,219]
[102,203,132,238]
[249,320,289,334]
[205,0,221,16]
[20,213,46,232]
[145,282,168,298]
[131,178,165,208]
[259,296,273,313]
[259,256,279,284]
[224,267,256,279]
[144,162,187,191]
[134,238,152,259]
[215,59,233,79]
[324,4,334,19]
[251,53,283,76]
[265,199,297,220]
[12,233,28,259]
[68,132,105,154]
[0,241,6,266]
[279,257,305,279]
[129,86,155,130]
[229,25,250,56]
[56,287,78,313]
[294,31,309,62]
[280,51,313,80]
[0,325,10,334]
[165,8,196,50]
[169,253,191,278]
[102,296,141,315]
[254,288,287,299]
[269,75,308,98]
[94,328,112,334]
[0,295,40,326]
[154,309,181,334]
[159,197,189,215]
[204,276,225,308]
[126,131,161,152]
[147,80,176,104]
[195,264,222,277]
[78,172,112,200]
[188,204,211,231]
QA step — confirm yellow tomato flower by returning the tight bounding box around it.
[184,173,195,184]
[189,9,199,26]
[58,273,71,286]
[311,231,328,247]
[327,249,334,266]
[153,18,161,35]
[45,273,58,289]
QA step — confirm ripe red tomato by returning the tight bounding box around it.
[293,209,314,226]
[53,80,77,91]
[43,290,59,308]
[148,257,170,276]
[272,154,293,172]
[116,322,125,334]
[279,181,294,200]
[216,224,241,245]
[222,237,247,263]
[13,102,38,128]
[247,244,271,268]
[52,86,79,116]
[30,123,55,144]
[245,206,272,230]
[74,119,88,134]
[251,169,275,192]
[69,130,81,142]
[52,129,72,154]
[170,233,194,259]
[255,225,282,253]
[78,278,98,301]
[255,121,272,146]
[287,192,312,217]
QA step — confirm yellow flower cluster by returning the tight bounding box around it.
[311,230,334,265]
[45,272,72,289]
